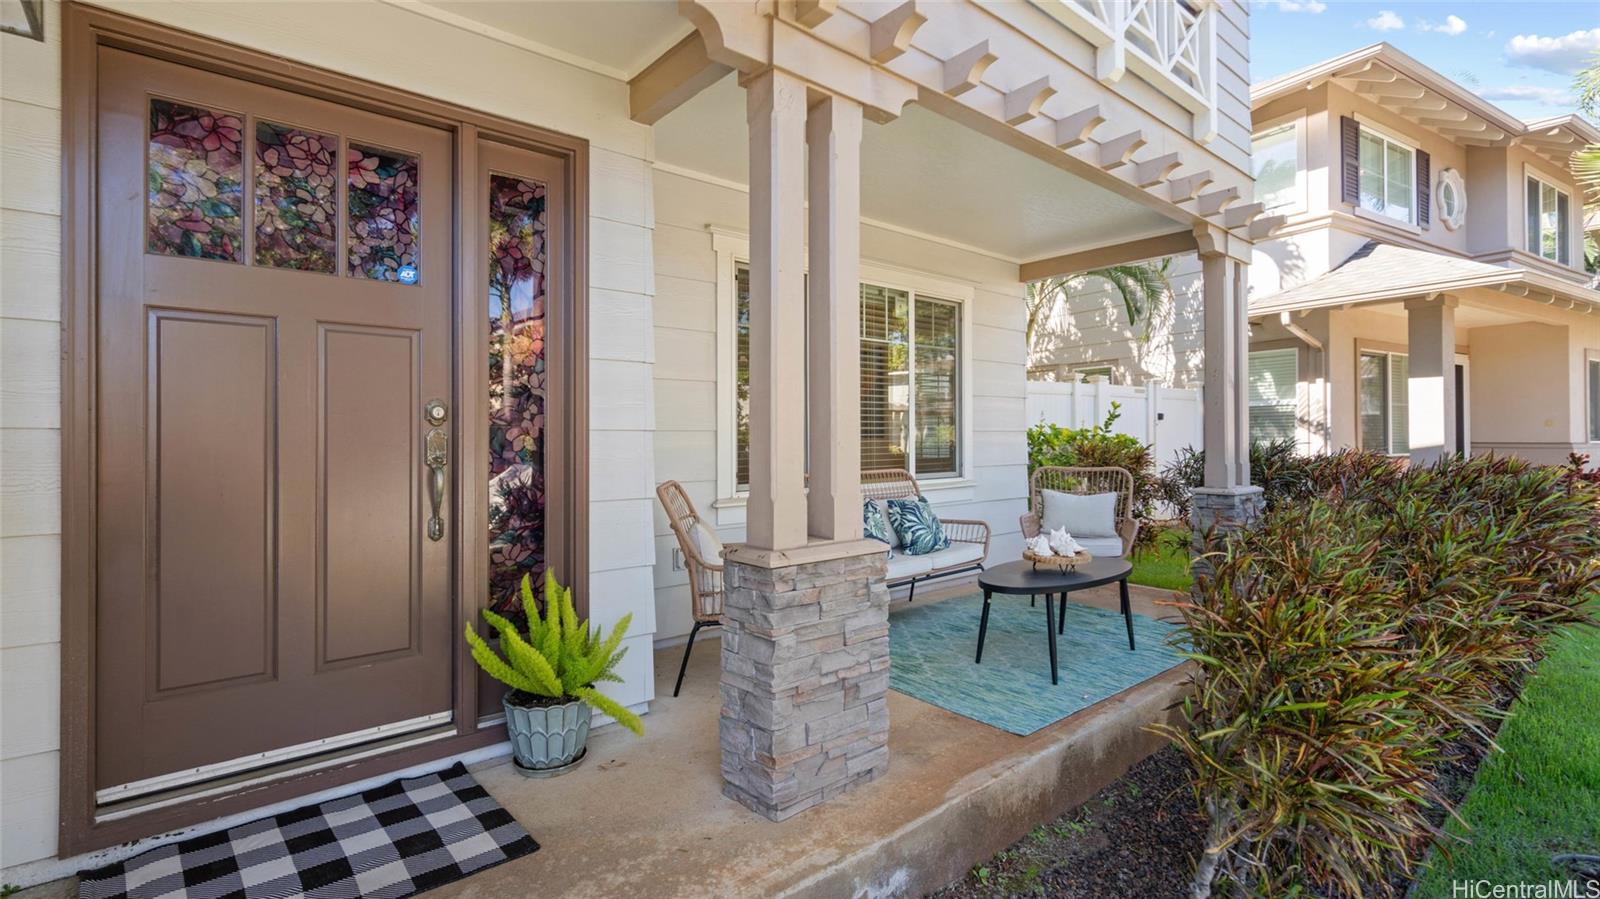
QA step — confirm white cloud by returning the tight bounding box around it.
[1362,10,1405,32]
[1505,28,1600,75]
[1419,15,1467,37]
[1477,85,1574,107]
[1269,0,1327,12]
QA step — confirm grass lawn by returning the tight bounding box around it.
[1412,619,1600,892]
[1128,526,1194,591]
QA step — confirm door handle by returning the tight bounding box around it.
[425,426,447,541]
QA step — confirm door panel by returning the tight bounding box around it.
[96,47,456,793]
[319,325,420,666]
[150,311,277,694]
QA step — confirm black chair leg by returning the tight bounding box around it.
[907,579,917,602]
[673,621,704,697]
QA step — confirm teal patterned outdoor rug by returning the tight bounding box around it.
[888,592,1185,736]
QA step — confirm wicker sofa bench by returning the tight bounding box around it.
[862,469,991,601]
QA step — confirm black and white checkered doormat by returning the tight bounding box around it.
[79,763,538,899]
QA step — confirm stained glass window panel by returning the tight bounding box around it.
[253,121,337,272]
[347,143,420,283]
[147,98,244,262]
[487,174,548,611]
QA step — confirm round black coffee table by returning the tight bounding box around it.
[975,557,1136,685]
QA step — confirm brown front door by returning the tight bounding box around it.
[94,48,455,795]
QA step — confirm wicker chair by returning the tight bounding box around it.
[655,480,724,697]
[1020,466,1139,557]
[862,469,991,601]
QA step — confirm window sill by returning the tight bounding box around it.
[1349,204,1421,235]
[714,475,977,510]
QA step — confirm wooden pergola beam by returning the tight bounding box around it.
[629,32,733,125]
[1019,229,1198,282]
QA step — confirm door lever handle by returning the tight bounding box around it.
[425,427,447,541]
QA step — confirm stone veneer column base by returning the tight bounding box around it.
[719,540,890,821]
[1189,485,1266,581]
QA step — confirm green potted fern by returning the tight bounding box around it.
[466,571,643,776]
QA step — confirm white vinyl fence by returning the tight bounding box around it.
[1024,378,1203,470]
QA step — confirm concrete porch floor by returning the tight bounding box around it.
[439,581,1191,899]
[21,582,1190,899]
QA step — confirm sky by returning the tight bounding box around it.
[1249,1,1599,123]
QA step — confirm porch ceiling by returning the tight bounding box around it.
[416,0,691,79]
[654,73,1183,265]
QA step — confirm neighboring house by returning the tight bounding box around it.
[1040,43,1600,467]
[0,0,1268,884]
[1027,256,1206,387]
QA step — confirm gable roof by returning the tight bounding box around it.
[1250,240,1600,315]
[1251,43,1599,170]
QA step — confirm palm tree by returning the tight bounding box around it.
[1024,259,1175,354]
[1574,52,1599,274]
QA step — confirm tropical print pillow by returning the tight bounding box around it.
[863,499,894,555]
[886,496,950,555]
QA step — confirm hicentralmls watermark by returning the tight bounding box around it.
[1451,880,1600,899]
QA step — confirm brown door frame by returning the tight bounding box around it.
[60,2,590,855]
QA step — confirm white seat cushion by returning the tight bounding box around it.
[917,540,985,572]
[885,553,933,582]
[1041,490,1119,538]
[1073,535,1125,558]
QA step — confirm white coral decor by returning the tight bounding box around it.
[1048,527,1084,557]
[1025,535,1054,557]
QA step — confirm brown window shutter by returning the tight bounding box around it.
[1416,150,1431,226]
[1340,116,1360,206]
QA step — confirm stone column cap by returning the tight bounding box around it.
[725,537,889,570]
[1192,485,1266,498]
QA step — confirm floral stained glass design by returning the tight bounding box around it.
[253,121,337,272]
[147,98,244,261]
[347,143,420,282]
[487,175,548,611]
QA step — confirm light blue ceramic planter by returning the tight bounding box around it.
[502,693,591,775]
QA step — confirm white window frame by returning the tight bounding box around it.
[1587,350,1600,444]
[1355,122,1417,226]
[1356,347,1409,456]
[1250,116,1304,215]
[1247,347,1299,445]
[1069,363,1115,383]
[710,229,976,520]
[1524,168,1573,267]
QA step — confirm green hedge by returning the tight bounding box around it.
[1158,453,1600,897]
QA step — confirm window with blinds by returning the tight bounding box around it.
[1247,349,1297,445]
[1358,350,1409,455]
[734,266,961,490]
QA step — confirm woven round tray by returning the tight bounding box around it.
[1022,549,1093,571]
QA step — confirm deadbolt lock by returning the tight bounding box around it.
[423,399,448,426]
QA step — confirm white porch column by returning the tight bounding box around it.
[744,69,809,551]
[1192,226,1263,547]
[722,73,889,824]
[1198,244,1248,488]
[1405,294,1458,465]
[806,94,864,541]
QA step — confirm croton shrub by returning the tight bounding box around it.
[1159,453,1600,897]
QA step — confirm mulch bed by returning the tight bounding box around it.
[932,731,1496,899]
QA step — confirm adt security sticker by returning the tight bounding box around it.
[398,264,419,285]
